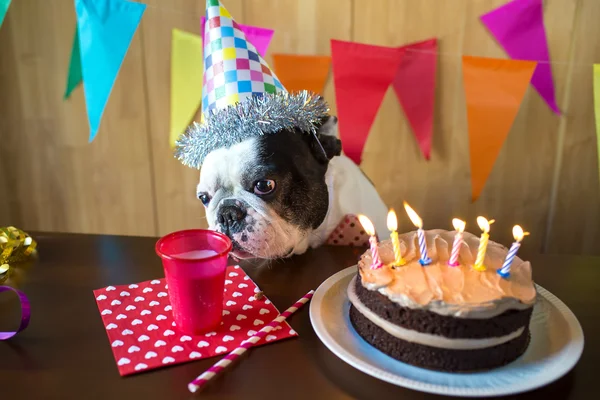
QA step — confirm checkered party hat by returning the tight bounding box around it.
[174,0,330,169]
[201,0,284,117]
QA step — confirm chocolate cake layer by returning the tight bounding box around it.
[349,305,530,372]
[355,274,533,339]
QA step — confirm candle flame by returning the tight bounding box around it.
[452,218,466,232]
[357,214,376,236]
[513,225,530,242]
[476,216,495,233]
[387,209,398,231]
[403,202,423,229]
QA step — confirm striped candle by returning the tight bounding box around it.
[416,228,432,266]
[448,218,466,266]
[358,215,383,269]
[403,202,431,266]
[448,233,463,266]
[390,231,405,266]
[387,209,406,266]
[498,225,528,278]
[497,242,520,278]
[368,236,383,269]
[188,290,314,393]
[473,232,489,271]
[473,217,494,272]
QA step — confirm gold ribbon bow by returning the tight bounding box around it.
[0,227,37,283]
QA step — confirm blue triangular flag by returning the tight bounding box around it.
[75,0,146,141]
[0,0,11,28]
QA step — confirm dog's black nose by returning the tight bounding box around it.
[217,204,247,232]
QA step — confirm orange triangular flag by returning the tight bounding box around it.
[272,54,331,94]
[462,55,537,202]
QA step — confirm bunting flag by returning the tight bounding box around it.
[170,29,203,149]
[200,17,274,57]
[64,26,83,99]
[272,54,331,94]
[392,38,437,160]
[74,0,146,141]
[480,0,559,114]
[331,39,403,165]
[462,56,536,202]
[594,64,600,187]
[0,0,10,28]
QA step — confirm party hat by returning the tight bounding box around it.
[174,0,329,169]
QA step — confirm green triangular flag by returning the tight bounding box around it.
[64,26,83,99]
[0,0,11,28]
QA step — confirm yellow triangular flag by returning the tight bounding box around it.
[594,64,600,188]
[170,29,203,149]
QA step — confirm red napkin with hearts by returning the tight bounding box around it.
[93,265,297,376]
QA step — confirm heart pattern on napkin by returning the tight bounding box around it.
[94,265,298,376]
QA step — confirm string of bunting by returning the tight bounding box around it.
[0,0,596,200]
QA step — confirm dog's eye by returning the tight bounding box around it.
[253,180,276,195]
[198,193,211,206]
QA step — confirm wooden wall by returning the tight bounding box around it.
[0,0,598,255]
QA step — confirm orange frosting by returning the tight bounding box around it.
[358,229,537,319]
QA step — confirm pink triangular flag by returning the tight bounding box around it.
[331,39,404,165]
[480,0,559,114]
[392,38,437,160]
[201,17,274,57]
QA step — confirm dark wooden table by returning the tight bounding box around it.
[0,232,597,400]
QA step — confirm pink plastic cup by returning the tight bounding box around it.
[155,229,232,335]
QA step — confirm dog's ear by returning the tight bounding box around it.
[310,116,342,163]
[318,115,339,138]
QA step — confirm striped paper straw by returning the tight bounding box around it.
[188,290,315,393]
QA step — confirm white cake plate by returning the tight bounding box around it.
[309,266,584,398]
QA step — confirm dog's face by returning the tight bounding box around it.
[196,116,341,259]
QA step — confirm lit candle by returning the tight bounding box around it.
[387,209,406,266]
[473,216,495,271]
[448,218,466,266]
[403,202,432,266]
[357,215,383,269]
[497,225,529,278]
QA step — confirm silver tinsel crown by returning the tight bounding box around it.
[173,91,330,169]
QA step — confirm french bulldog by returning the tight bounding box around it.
[196,116,388,260]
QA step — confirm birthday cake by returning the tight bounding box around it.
[348,229,537,372]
